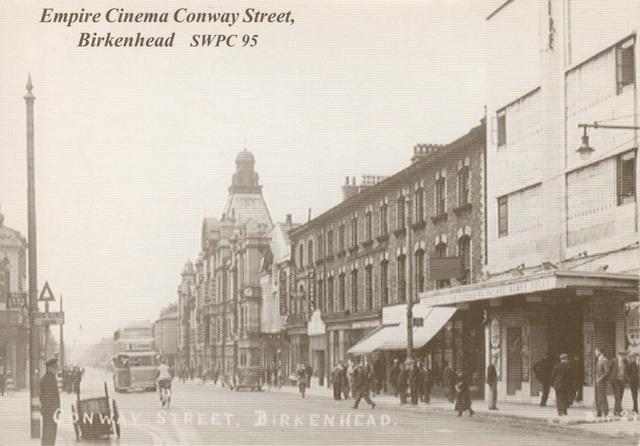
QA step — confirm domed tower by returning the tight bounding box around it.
[223,149,273,229]
[229,148,261,194]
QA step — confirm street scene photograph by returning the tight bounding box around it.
[0,0,639,445]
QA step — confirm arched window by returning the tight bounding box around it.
[327,276,334,313]
[338,273,346,311]
[380,260,389,306]
[397,196,406,229]
[397,255,406,302]
[365,264,373,310]
[415,249,425,293]
[415,188,425,222]
[351,268,359,312]
[435,242,449,289]
[458,235,471,284]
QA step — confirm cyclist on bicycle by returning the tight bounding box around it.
[157,359,173,408]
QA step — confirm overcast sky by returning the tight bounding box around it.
[0,0,501,352]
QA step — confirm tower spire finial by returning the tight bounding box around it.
[26,74,33,92]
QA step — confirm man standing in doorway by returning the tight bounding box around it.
[40,358,61,446]
[486,360,498,410]
[594,348,611,418]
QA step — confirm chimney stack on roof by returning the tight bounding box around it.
[341,175,387,201]
[411,143,444,163]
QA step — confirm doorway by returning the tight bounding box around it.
[506,326,523,396]
[548,301,584,361]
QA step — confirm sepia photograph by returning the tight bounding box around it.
[0,0,638,445]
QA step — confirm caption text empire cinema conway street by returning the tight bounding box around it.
[39,8,295,48]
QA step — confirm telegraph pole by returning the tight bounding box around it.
[25,74,41,439]
[405,191,414,362]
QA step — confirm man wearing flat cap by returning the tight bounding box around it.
[40,358,60,445]
[550,353,572,416]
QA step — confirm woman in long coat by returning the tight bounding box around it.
[454,371,474,417]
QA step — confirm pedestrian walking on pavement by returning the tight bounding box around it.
[331,363,343,400]
[40,358,61,446]
[305,363,313,388]
[611,352,628,416]
[443,362,455,403]
[409,360,421,406]
[594,348,611,417]
[421,362,433,403]
[397,362,409,405]
[533,357,553,407]
[486,361,498,410]
[352,360,375,409]
[454,371,474,417]
[550,353,573,416]
[296,363,308,398]
[389,358,401,397]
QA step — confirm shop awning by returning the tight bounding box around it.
[378,307,457,350]
[420,270,639,307]
[347,306,457,353]
[347,324,399,354]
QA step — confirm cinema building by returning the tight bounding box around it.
[421,0,639,406]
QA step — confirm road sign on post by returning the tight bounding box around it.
[34,311,64,325]
[38,281,55,302]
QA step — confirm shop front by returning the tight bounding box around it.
[424,270,639,405]
[347,302,485,398]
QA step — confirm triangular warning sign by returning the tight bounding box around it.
[39,281,55,302]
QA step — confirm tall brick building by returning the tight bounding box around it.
[286,121,486,391]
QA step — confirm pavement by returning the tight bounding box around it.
[266,379,640,439]
[1,368,639,445]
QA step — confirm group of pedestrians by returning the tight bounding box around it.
[534,350,639,417]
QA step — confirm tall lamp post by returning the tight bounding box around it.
[25,75,41,439]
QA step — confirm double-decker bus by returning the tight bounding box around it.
[111,323,158,392]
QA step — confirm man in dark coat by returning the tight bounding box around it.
[550,353,573,416]
[352,360,375,409]
[626,355,639,415]
[443,362,455,403]
[331,363,343,400]
[533,357,553,407]
[40,358,61,446]
[397,363,408,405]
[408,360,422,406]
[422,363,433,403]
[610,352,628,416]
[594,348,610,417]
[389,359,400,397]
[486,361,498,410]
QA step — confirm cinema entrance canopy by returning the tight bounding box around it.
[421,270,638,307]
[420,269,639,405]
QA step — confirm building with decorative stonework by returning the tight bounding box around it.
[286,121,486,392]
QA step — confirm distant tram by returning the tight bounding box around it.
[111,323,158,392]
